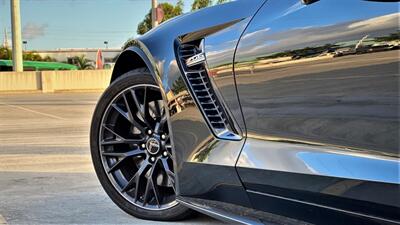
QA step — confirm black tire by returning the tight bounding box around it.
[90,68,192,221]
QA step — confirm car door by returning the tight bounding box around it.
[234,0,399,223]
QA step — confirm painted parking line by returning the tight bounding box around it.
[0,214,7,225]
[0,154,94,173]
[0,103,66,120]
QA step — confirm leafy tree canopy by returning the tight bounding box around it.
[374,31,400,42]
[191,0,212,11]
[136,0,229,35]
[74,55,94,70]
[0,47,56,62]
[137,1,183,35]
[191,0,228,10]
[0,47,12,60]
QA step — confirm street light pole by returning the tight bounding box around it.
[10,0,23,72]
[23,40,27,51]
[151,0,158,28]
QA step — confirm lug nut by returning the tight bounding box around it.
[163,151,168,157]
[161,134,166,140]
[141,143,146,149]
[150,157,155,162]
[147,130,152,135]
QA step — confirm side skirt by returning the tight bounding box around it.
[177,198,263,225]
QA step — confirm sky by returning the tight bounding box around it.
[0,0,195,50]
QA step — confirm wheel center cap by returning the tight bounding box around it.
[146,137,160,155]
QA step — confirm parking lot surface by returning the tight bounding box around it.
[0,93,223,225]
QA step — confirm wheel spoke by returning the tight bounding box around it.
[111,103,131,123]
[161,158,176,193]
[133,173,142,201]
[132,121,146,136]
[130,89,144,119]
[151,164,162,207]
[143,176,152,206]
[130,89,143,115]
[169,177,176,194]
[151,181,161,207]
[101,138,144,145]
[143,163,157,206]
[143,86,148,116]
[102,124,124,140]
[122,93,135,123]
[102,149,143,158]
[153,100,162,118]
[159,115,168,131]
[107,158,126,174]
[131,89,152,128]
[154,122,161,134]
[111,103,146,134]
[102,125,145,145]
[143,86,155,125]
[101,140,125,145]
[103,149,144,173]
[122,161,150,193]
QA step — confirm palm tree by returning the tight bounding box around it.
[75,55,94,70]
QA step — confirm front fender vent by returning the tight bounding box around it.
[176,40,240,140]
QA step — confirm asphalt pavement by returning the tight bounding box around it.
[0,92,223,225]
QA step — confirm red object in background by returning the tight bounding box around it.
[156,5,164,23]
[96,49,103,69]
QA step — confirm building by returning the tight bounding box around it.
[28,48,121,65]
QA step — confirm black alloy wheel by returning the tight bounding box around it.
[90,68,191,221]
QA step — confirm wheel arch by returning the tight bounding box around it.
[110,44,171,114]
[111,44,159,85]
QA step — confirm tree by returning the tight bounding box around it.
[191,0,228,11]
[23,52,42,61]
[74,55,94,70]
[172,77,186,95]
[136,0,229,35]
[0,47,56,62]
[137,12,151,35]
[374,31,400,42]
[191,0,212,11]
[42,56,56,62]
[137,1,183,35]
[0,47,12,60]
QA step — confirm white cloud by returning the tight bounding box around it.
[22,23,48,40]
[348,13,399,29]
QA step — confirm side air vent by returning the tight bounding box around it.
[176,40,240,140]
